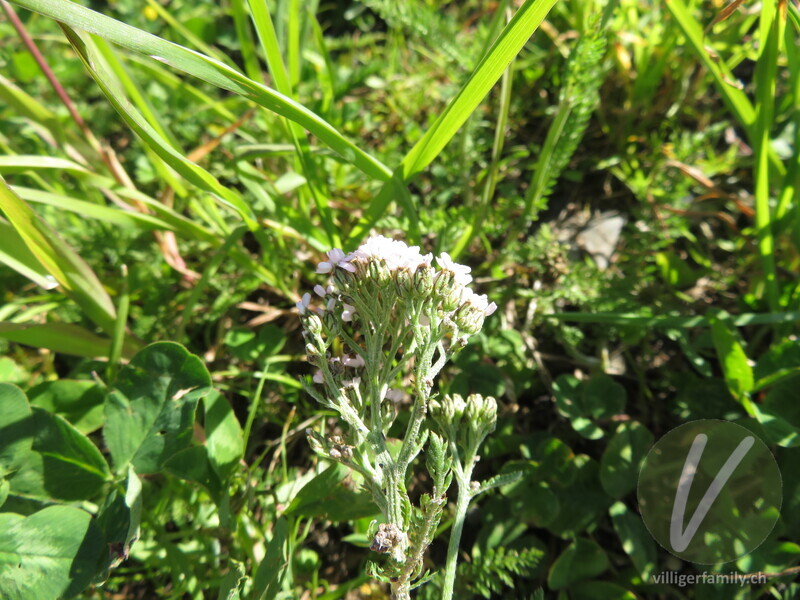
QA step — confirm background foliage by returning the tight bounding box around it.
[0,0,799,598]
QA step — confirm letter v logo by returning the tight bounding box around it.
[669,434,754,552]
[638,419,781,563]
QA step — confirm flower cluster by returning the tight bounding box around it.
[296,236,500,599]
[297,236,496,339]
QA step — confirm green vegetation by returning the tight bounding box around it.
[0,0,798,598]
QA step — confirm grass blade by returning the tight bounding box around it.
[349,0,559,242]
[0,321,137,358]
[0,217,57,289]
[664,0,785,177]
[753,1,783,311]
[0,176,117,334]
[8,0,392,182]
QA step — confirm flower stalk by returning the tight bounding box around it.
[297,236,498,598]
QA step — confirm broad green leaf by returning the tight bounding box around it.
[0,505,103,600]
[284,463,379,521]
[600,421,653,499]
[0,322,137,359]
[546,455,610,538]
[10,408,110,502]
[203,389,244,482]
[9,0,391,182]
[165,445,234,529]
[0,383,34,475]
[554,374,625,440]
[609,502,657,580]
[28,380,105,434]
[104,342,212,474]
[547,538,609,590]
[0,178,116,333]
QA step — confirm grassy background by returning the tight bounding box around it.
[0,0,799,598]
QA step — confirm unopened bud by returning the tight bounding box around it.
[433,269,455,298]
[394,267,413,295]
[441,285,464,312]
[304,313,323,336]
[414,264,434,296]
[454,303,484,334]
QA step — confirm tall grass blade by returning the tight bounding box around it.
[9,0,392,182]
[0,177,117,333]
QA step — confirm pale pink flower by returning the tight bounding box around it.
[295,292,312,315]
[313,370,324,384]
[316,248,356,274]
[342,303,356,322]
[343,354,365,368]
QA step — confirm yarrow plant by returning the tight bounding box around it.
[297,236,514,599]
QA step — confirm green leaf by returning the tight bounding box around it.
[546,455,610,538]
[600,422,654,499]
[95,466,142,578]
[0,322,138,359]
[709,311,755,404]
[609,501,657,580]
[252,517,289,600]
[569,581,636,600]
[284,463,379,521]
[554,374,626,440]
[28,380,105,434]
[104,342,212,474]
[0,218,56,289]
[203,389,244,482]
[0,505,103,600]
[0,178,116,334]
[217,559,247,600]
[0,384,34,475]
[163,445,235,529]
[547,538,609,590]
[9,408,110,502]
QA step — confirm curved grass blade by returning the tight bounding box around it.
[9,0,392,183]
[0,177,117,334]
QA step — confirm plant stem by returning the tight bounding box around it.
[441,473,473,600]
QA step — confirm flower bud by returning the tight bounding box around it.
[304,313,323,336]
[432,269,455,298]
[306,428,326,455]
[465,394,497,440]
[368,258,391,283]
[441,285,464,312]
[453,303,485,334]
[413,264,434,296]
[333,266,355,289]
[394,267,413,295]
[430,393,466,432]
